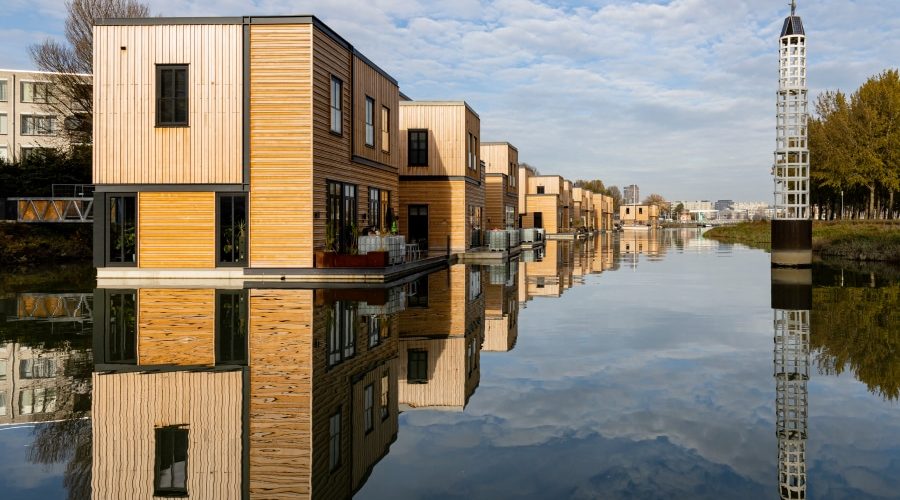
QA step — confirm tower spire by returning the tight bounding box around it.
[791,0,797,16]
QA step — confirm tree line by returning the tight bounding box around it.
[809,69,900,219]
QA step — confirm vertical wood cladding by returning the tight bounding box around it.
[249,24,315,268]
[137,192,216,268]
[399,103,480,181]
[480,143,518,198]
[91,370,243,500]
[137,288,215,366]
[93,24,243,185]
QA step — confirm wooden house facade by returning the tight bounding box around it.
[92,16,401,277]
[620,204,660,227]
[91,285,400,498]
[480,142,519,230]
[520,173,571,234]
[398,101,484,252]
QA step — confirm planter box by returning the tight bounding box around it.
[316,250,388,268]
[315,251,336,268]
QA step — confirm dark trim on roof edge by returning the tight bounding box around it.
[352,155,399,174]
[95,184,247,192]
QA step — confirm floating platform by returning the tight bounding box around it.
[457,245,522,263]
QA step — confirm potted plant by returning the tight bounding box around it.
[316,221,338,268]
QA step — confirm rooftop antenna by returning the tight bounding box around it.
[791,0,797,16]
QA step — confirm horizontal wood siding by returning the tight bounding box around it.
[352,56,400,167]
[91,370,243,500]
[248,289,314,496]
[93,24,242,185]
[465,180,485,248]
[137,288,215,366]
[484,176,505,229]
[249,24,315,268]
[138,192,216,268]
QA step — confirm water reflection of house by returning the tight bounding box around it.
[0,343,90,425]
[523,240,574,298]
[591,233,615,273]
[398,265,485,410]
[91,286,400,498]
[618,230,663,262]
[483,262,519,352]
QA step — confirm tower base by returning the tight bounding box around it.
[771,219,812,267]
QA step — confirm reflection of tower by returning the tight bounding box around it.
[772,268,811,499]
[772,0,811,267]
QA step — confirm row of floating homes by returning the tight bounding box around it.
[0,235,630,498]
[618,203,661,229]
[90,15,616,281]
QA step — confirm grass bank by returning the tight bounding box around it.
[0,223,93,267]
[704,220,900,262]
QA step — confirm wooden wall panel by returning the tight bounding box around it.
[249,24,315,268]
[352,56,400,167]
[399,103,479,179]
[91,370,243,500]
[93,24,242,185]
[138,192,216,268]
[399,179,468,252]
[137,288,215,366]
[248,289,314,497]
[484,176,505,230]
[398,337,466,409]
[524,194,560,233]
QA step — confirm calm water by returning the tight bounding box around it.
[1,230,899,499]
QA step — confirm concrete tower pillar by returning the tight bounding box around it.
[772,0,811,267]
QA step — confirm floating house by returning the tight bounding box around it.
[92,16,402,278]
[519,172,571,234]
[480,142,519,230]
[619,204,659,228]
[398,101,484,253]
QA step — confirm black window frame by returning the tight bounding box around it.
[330,76,343,135]
[107,193,138,267]
[364,383,375,434]
[408,129,428,167]
[407,275,429,308]
[380,371,390,420]
[327,301,357,367]
[381,106,390,153]
[407,349,428,383]
[325,180,357,254]
[536,185,545,194]
[156,64,189,127]
[329,409,341,471]
[154,426,189,497]
[364,95,375,147]
[104,290,137,364]
[216,290,249,365]
[216,193,249,267]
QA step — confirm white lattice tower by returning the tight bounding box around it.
[774,308,809,500]
[774,1,808,220]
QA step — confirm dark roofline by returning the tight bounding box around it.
[95,15,397,85]
[481,141,519,152]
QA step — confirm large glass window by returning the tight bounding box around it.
[21,115,56,136]
[381,106,390,153]
[330,76,342,134]
[326,181,357,253]
[408,130,427,166]
[0,80,7,101]
[329,410,341,471]
[156,65,188,126]
[380,371,389,420]
[106,291,137,363]
[216,290,248,365]
[327,301,357,367]
[155,426,188,496]
[367,315,387,348]
[407,275,429,308]
[19,388,56,414]
[0,113,7,134]
[108,195,137,265]
[19,359,55,379]
[364,384,374,433]
[407,350,427,383]
[20,81,50,103]
[365,96,375,147]
[217,194,248,266]
[367,188,391,232]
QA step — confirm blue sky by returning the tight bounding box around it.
[1,0,898,201]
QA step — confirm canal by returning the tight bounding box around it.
[0,230,898,499]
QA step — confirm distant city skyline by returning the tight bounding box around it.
[1,0,898,200]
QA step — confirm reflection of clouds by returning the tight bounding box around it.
[0,426,65,495]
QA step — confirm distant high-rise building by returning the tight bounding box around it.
[623,184,639,205]
[715,200,734,211]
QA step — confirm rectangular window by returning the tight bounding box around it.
[469,268,482,301]
[20,81,50,103]
[367,315,383,348]
[367,188,391,232]
[0,113,7,134]
[380,371,389,420]
[408,275,429,307]
[329,410,341,471]
[18,388,56,414]
[155,426,188,496]
[537,186,545,194]
[216,290,248,365]
[217,194,248,266]
[365,96,375,147]
[510,162,516,187]
[364,384,374,433]
[106,291,137,363]
[330,76,343,134]
[381,106,390,153]
[21,115,56,136]
[19,358,55,379]
[407,350,427,383]
[156,65,188,126]
[0,146,7,163]
[0,80,7,101]
[0,392,6,417]
[639,207,644,215]
[326,181,357,253]
[108,195,137,265]
[327,301,357,366]
[408,129,427,166]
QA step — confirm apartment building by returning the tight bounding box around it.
[398,101,484,252]
[92,16,400,276]
[481,142,518,230]
[0,69,88,162]
[572,187,597,230]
